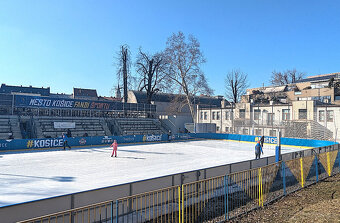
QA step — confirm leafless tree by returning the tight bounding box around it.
[225,69,249,103]
[270,69,305,86]
[163,31,213,119]
[135,49,167,104]
[115,45,135,102]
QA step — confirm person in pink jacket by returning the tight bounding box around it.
[110,140,118,157]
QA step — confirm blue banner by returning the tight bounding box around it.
[190,133,336,147]
[14,95,156,111]
[0,133,185,151]
[0,133,335,152]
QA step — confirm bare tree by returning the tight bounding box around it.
[136,49,166,104]
[270,69,305,86]
[225,69,249,103]
[115,45,134,102]
[163,31,213,119]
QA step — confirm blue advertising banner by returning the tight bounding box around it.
[190,133,336,147]
[0,133,335,152]
[14,95,156,111]
[0,133,177,151]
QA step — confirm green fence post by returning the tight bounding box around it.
[116,200,118,223]
[282,162,286,196]
[224,175,227,221]
[111,201,113,223]
[315,155,319,182]
[226,175,229,220]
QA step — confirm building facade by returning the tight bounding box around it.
[198,73,340,141]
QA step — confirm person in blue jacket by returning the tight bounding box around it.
[62,133,71,150]
[255,141,263,159]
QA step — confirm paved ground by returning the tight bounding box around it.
[228,173,340,223]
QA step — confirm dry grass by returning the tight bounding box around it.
[228,173,340,223]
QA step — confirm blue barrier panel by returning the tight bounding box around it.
[0,133,336,152]
[189,133,336,148]
[0,139,12,150]
[0,133,174,152]
[280,137,336,147]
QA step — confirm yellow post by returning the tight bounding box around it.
[258,168,263,207]
[178,186,181,223]
[300,158,304,188]
[182,185,184,223]
[327,152,331,176]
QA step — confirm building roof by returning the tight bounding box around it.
[0,84,50,96]
[262,85,287,94]
[98,96,122,102]
[73,88,98,98]
[130,91,225,107]
[295,73,339,84]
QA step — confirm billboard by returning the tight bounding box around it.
[14,95,156,112]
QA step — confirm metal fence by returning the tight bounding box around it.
[18,147,340,223]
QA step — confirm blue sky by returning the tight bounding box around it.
[0,0,339,97]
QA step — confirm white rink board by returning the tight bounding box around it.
[0,140,303,207]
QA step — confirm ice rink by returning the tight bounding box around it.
[0,139,304,207]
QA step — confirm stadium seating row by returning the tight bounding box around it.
[0,115,168,139]
[115,118,166,136]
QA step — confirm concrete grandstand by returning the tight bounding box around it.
[0,84,225,140]
[0,84,166,140]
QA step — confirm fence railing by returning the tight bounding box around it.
[18,148,340,223]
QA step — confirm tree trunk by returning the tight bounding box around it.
[123,48,128,103]
[182,78,195,121]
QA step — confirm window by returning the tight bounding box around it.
[298,109,307,119]
[225,111,230,120]
[204,112,207,120]
[282,109,290,121]
[267,113,274,125]
[216,126,220,131]
[225,127,229,132]
[319,110,325,122]
[216,112,220,120]
[255,129,262,135]
[200,112,203,120]
[269,130,276,137]
[243,128,249,135]
[212,112,216,120]
[254,109,261,120]
[239,109,245,119]
[327,110,334,122]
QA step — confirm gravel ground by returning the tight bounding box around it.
[228,173,340,223]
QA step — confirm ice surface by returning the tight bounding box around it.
[0,140,303,207]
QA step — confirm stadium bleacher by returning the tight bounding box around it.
[111,118,166,136]
[0,115,22,140]
[34,116,111,138]
[0,84,169,139]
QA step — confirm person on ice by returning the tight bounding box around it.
[111,140,118,157]
[167,130,172,142]
[62,133,71,150]
[255,141,263,159]
[260,135,265,148]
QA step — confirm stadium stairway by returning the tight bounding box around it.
[100,118,112,136]
[9,116,22,139]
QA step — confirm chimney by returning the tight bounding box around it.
[221,100,226,108]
